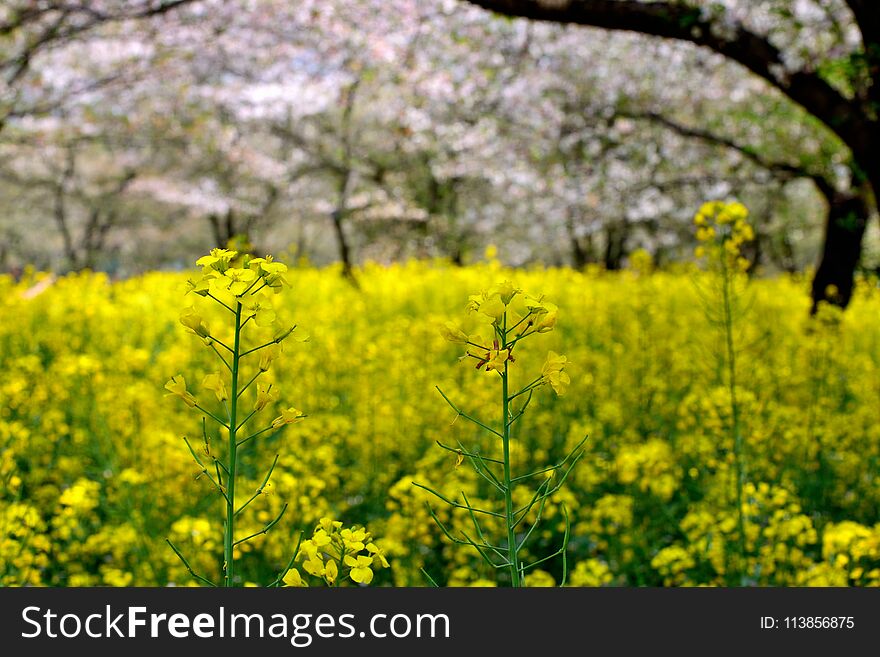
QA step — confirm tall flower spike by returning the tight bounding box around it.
[165,250,313,589]
[421,283,585,587]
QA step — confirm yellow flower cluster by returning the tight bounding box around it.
[694,200,754,272]
[441,281,568,394]
[284,518,389,587]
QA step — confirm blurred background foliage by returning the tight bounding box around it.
[0,1,878,312]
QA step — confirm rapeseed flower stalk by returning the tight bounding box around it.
[693,200,753,584]
[164,248,309,587]
[417,282,586,587]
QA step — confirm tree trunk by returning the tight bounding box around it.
[603,221,628,270]
[331,208,356,281]
[331,170,359,287]
[810,183,870,313]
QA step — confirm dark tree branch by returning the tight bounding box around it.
[2,1,199,117]
[465,1,867,152]
[52,146,78,269]
[618,109,824,185]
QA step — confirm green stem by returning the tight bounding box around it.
[237,424,275,448]
[224,302,243,587]
[505,329,536,350]
[209,343,232,372]
[194,404,229,429]
[721,260,747,583]
[207,293,236,314]
[507,311,534,335]
[238,370,262,398]
[236,409,257,432]
[240,326,295,357]
[508,377,542,402]
[501,314,521,587]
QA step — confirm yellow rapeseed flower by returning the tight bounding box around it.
[201,372,228,402]
[179,307,210,338]
[272,407,305,428]
[243,298,276,327]
[259,343,282,372]
[541,351,570,395]
[439,321,469,344]
[282,568,308,587]
[344,555,374,584]
[484,348,510,373]
[253,383,279,411]
[164,375,196,407]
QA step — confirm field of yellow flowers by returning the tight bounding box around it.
[2,256,879,587]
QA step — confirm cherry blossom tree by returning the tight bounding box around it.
[0,0,864,304]
[464,0,880,309]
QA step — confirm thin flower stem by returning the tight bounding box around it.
[208,336,234,353]
[501,312,522,587]
[268,531,304,587]
[434,441,505,490]
[513,478,552,527]
[207,293,236,314]
[464,454,505,493]
[508,310,538,335]
[235,455,279,516]
[236,409,257,432]
[466,339,491,350]
[519,545,565,573]
[233,503,288,546]
[505,329,537,350]
[240,326,296,357]
[224,302,243,586]
[195,404,229,429]
[508,378,542,402]
[181,436,229,502]
[420,569,440,587]
[510,464,559,484]
[559,505,571,587]
[462,492,507,561]
[209,343,232,372]
[510,436,589,485]
[423,504,510,568]
[412,482,506,518]
[435,387,502,438]
[238,370,262,398]
[435,441,504,465]
[721,257,747,583]
[460,530,508,568]
[516,488,550,551]
[166,539,217,587]
[237,424,275,448]
[241,277,262,296]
